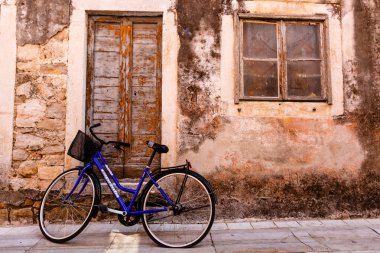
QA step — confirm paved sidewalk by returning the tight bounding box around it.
[1,219,380,252]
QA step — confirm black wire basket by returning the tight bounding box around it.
[67,130,101,163]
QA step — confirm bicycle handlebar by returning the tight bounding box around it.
[89,123,130,149]
[89,123,105,145]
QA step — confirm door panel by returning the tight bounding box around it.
[86,16,162,178]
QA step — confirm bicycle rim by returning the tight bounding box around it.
[142,171,215,248]
[39,169,95,242]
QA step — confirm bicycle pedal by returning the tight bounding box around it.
[99,204,108,213]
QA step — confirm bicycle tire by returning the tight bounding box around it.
[140,169,216,248]
[38,168,98,243]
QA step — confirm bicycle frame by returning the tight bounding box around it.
[67,151,175,215]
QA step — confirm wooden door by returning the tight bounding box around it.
[86,16,162,178]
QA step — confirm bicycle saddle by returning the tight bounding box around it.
[146,141,169,154]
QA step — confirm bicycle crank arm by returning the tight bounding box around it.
[98,204,127,216]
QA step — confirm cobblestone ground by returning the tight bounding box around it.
[1,219,380,252]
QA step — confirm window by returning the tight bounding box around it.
[238,17,328,102]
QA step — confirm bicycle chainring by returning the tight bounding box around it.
[117,201,140,227]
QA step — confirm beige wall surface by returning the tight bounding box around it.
[0,0,17,188]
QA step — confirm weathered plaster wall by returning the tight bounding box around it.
[0,0,17,193]
[175,0,380,218]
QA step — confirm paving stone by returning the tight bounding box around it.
[320,219,347,227]
[112,223,139,233]
[211,222,228,230]
[0,226,13,235]
[0,237,40,248]
[211,229,297,243]
[226,222,253,230]
[292,231,330,251]
[320,238,380,251]
[82,222,116,234]
[250,221,277,229]
[298,220,323,227]
[5,225,40,235]
[352,251,380,253]
[308,227,379,239]
[0,248,28,253]
[215,242,311,253]
[274,221,301,228]
[366,219,380,225]
[33,234,115,249]
[343,219,371,226]
[109,232,155,248]
[29,248,106,253]
[107,246,216,253]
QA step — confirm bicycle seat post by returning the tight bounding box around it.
[147,149,156,168]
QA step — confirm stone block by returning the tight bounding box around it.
[33,201,41,209]
[40,63,68,75]
[36,82,55,99]
[16,60,40,72]
[42,75,67,88]
[40,36,68,63]
[14,134,44,150]
[38,179,51,190]
[23,198,34,206]
[16,81,33,98]
[9,177,39,192]
[13,149,29,161]
[17,44,40,61]
[10,208,33,224]
[18,161,38,178]
[38,166,63,180]
[37,118,63,130]
[41,154,65,166]
[41,145,65,154]
[0,209,9,225]
[0,190,25,206]
[46,103,66,119]
[16,99,46,127]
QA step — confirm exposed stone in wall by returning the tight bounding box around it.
[16,0,70,45]
[10,29,68,195]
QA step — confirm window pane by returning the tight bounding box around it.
[243,22,277,59]
[286,23,320,59]
[243,60,278,97]
[287,61,322,98]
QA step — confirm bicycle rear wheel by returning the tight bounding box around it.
[141,169,216,248]
[38,168,97,243]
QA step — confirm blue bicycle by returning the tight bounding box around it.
[38,123,216,248]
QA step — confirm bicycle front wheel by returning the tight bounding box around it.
[141,169,216,248]
[38,168,97,243]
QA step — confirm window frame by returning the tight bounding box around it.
[234,13,331,104]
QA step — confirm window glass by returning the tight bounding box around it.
[243,60,278,97]
[286,23,320,59]
[243,22,277,59]
[287,61,321,97]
